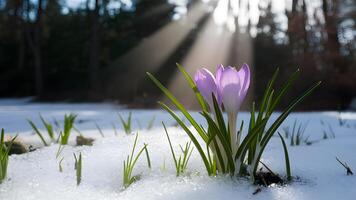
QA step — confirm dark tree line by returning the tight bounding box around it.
[0,0,355,109]
[253,0,355,109]
[0,0,174,99]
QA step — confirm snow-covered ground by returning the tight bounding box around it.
[0,99,356,200]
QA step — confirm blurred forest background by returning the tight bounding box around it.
[0,0,355,110]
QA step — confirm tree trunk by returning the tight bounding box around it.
[16,0,25,70]
[34,0,44,96]
[88,0,100,93]
[322,0,342,71]
[25,0,44,96]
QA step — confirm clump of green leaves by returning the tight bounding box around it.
[123,134,150,188]
[74,152,82,185]
[28,114,77,146]
[283,120,309,146]
[147,64,320,182]
[119,112,132,134]
[0,129,17,183]
[60,114,77,145]
[162,122,193,176]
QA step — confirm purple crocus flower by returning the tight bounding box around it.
[194,68,221,108]
[194,64,250,154]
[217,64,250,153]
[194,64,250,112]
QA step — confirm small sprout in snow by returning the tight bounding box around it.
[163,122,193,176]
[94,122,105,137]
[0,129,17,183]
[28,114,65,145]
[123,134,150,188]
[74,152,82,185]
[336,157,353,175]
[144,143,151,169]
[58,157,64,172]
[282,127,290,138]
[119,112,132,134]
[60,113,77,145]
[28,119,49,146]
[39,114,56,141]
[283,120,309,146]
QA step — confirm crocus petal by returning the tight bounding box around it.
[219,66,242,113]
[194,68,218,107]
[236,63,250,102]
[215,64,225,105]
[215,64,224,84]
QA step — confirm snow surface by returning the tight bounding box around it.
[0,100,356,200]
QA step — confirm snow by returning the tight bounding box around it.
[0,100,356,200]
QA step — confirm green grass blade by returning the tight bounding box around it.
[235,118,268,161]
[76,153,82,185]
[147,72,208,142]
[118,113,131,134]
[144,144,151,168]
[94,122,105,137]
[268,69,300,115]
[202,112,235,172]
[40,114,55,140]
[130,146,148,173]
[28,120,48,146]
[256,68,279,123]
[212,94,228,136]
[212,138,226,173]
[253,81,321,175]
[278,132,291,180]
[159,102,212,175]
[261,81,321,147]
[56,144,65,159]
[129,134,139,166]
[176,63,208,111]
[162,122,178,169]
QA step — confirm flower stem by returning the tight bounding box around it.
[228,112,237,155]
